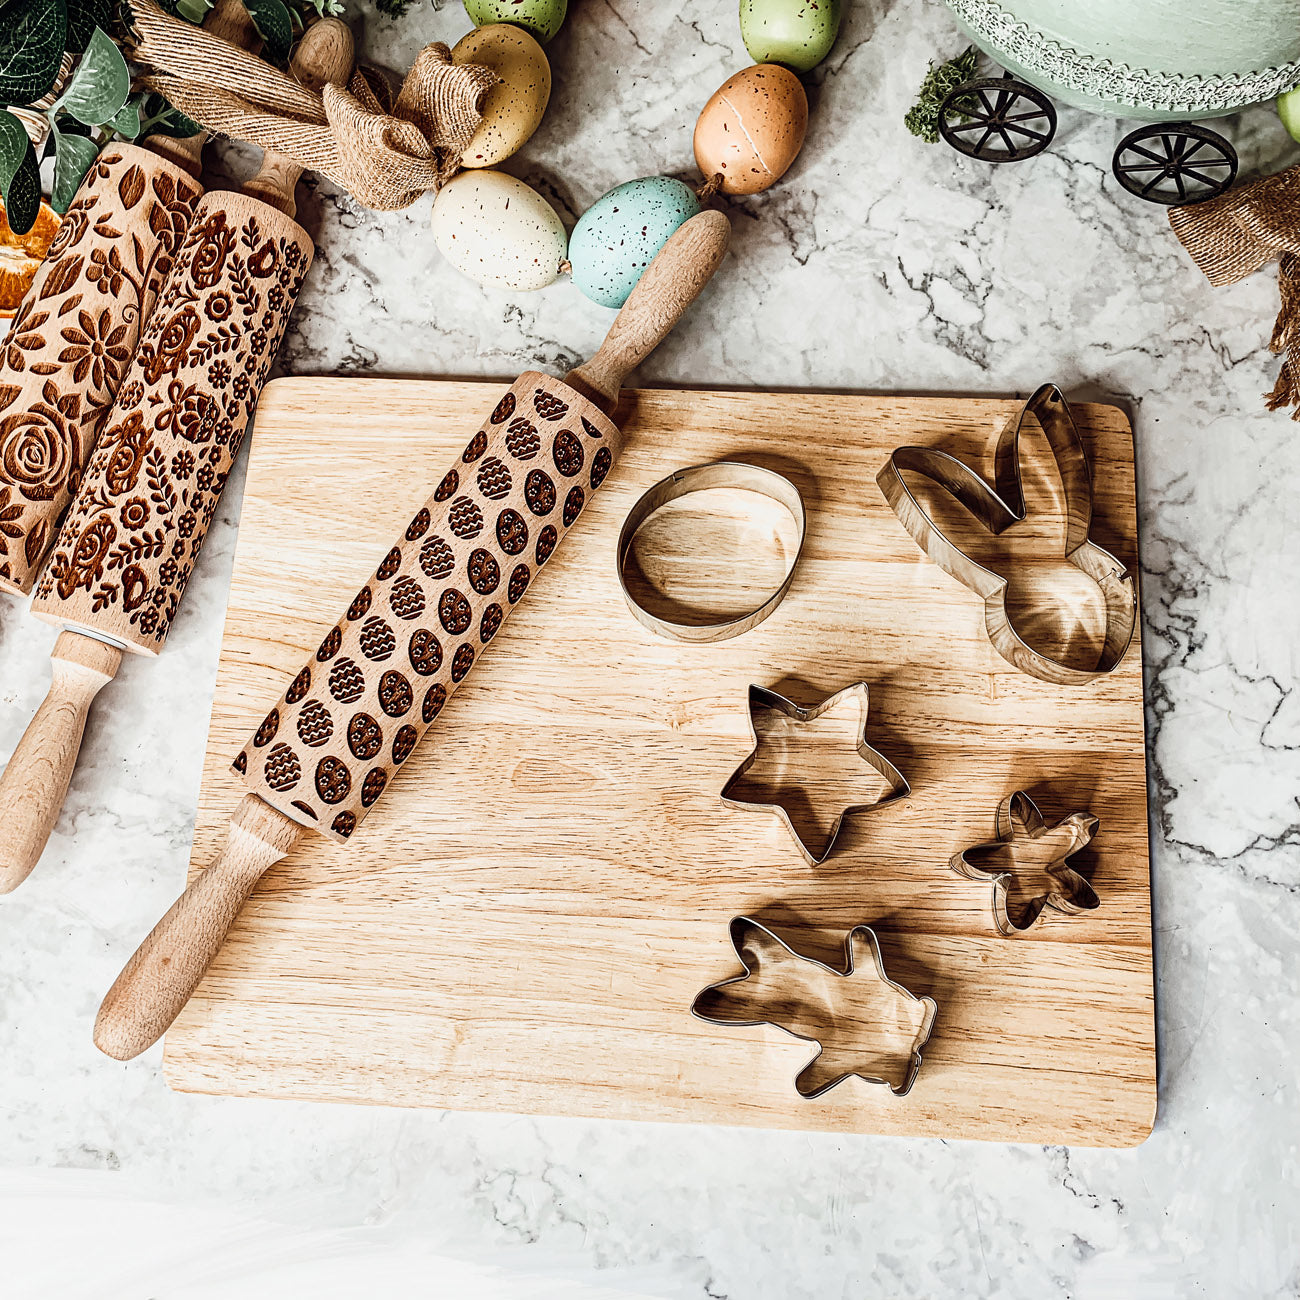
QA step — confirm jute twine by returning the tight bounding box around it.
[1170,165,1300,418]
[127,0,499,209]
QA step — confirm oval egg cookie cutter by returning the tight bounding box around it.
[616,461,806,643]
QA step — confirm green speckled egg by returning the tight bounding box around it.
[739,0,841,73]
[464,0,567,44]
[568,177,701,309]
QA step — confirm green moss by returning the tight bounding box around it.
[905,46,978,144]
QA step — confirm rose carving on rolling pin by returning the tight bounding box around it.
[0,17,356,896]
[91,208,731,1061]
[0,151,202,592]
[0,0,258,595]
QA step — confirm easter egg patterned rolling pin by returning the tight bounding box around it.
[93,208,732,1061]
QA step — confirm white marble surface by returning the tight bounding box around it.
[3,1,1299,1296]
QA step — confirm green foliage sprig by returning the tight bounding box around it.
[904,45,978,145]
[0,0,343,236]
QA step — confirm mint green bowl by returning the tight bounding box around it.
[946,0,1300,119]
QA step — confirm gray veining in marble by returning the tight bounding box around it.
[2,1,1298,1296]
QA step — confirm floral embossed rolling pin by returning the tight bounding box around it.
[0,19,355,894]
[0,0,257,595]
[92,207,730,1060]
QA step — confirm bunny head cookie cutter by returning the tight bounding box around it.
[876,384,1137,687]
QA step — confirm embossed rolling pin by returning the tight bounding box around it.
[0,0,256,595]
[0,19,354,894]
[92,209,731,1060]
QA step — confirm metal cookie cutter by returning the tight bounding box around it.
[876,383,1137,686]
[720,681,909,865]
[692,916,938,1099]
[950,790,1101,935]
[616,461,806,643]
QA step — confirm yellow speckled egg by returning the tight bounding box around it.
[693,64,808,196]
[452,23,551,168]
[431,170,567,291]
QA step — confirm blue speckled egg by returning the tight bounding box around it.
[568,177,701,309]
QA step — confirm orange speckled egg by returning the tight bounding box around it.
[693,64,808,196]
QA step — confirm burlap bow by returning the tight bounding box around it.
[1170,165,1300,418]
[127,0,499,209]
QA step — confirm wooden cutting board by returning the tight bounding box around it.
[164,380,1155,1147]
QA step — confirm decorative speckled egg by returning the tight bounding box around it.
[568,176,701,309]
[464,0,567,44]
[739,0,841,73]
[694,64,808,196]
[431,170,567,291]
[452,24,551,168]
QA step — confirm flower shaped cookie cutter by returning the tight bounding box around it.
[692,916,938,1099]
[950,790,1100,935]
[720,682,909,865]
[876,383,1137,686]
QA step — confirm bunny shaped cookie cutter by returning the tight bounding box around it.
[876,384,1137,687]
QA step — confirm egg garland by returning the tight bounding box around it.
[431,1,840,301]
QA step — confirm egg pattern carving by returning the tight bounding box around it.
[236,374,622,840]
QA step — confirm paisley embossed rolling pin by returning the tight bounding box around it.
[92,209,731,1060]
[0,0,256,595]
[0,19,354,894]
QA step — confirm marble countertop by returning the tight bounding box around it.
[3,1,1297,1296]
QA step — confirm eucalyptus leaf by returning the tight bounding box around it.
[241,0,293,63]
[60,26,131,126]
[174,0,214,22]
[65,0,114,54]
[109,98,141,139]
[138,92,203,140]
[0,0,67,103]
[50,128,100,213]
[0,108,41,235]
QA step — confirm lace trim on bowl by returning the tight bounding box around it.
[947,0,1300,112]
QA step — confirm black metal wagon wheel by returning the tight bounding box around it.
[937,75,1058,163]
[1112,123,1237,205]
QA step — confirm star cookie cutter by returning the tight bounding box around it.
[876,383,1137,686]
[950,790,1101,935]
[692,916,938,1099]
[720,682,909,864]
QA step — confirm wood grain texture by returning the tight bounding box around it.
[0,148,204,594]
[564,211,731,410]
[0,630,121,892]
[95,794,305,1059]
[163,380,1155,1147]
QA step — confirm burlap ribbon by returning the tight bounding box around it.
[127,0,499,209]
[1169,165,1300,418]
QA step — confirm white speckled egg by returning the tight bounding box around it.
[739,0,841,73]
[568,176,702,308]
[464,0,567,44]
[452,23,551,168]
[431,170,567,291]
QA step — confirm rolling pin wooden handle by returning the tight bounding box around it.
[565,209,731,411]
[241,18,354,217]
[142,0,259,177]
[0,631,122,895]
[94,794,304,1060]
